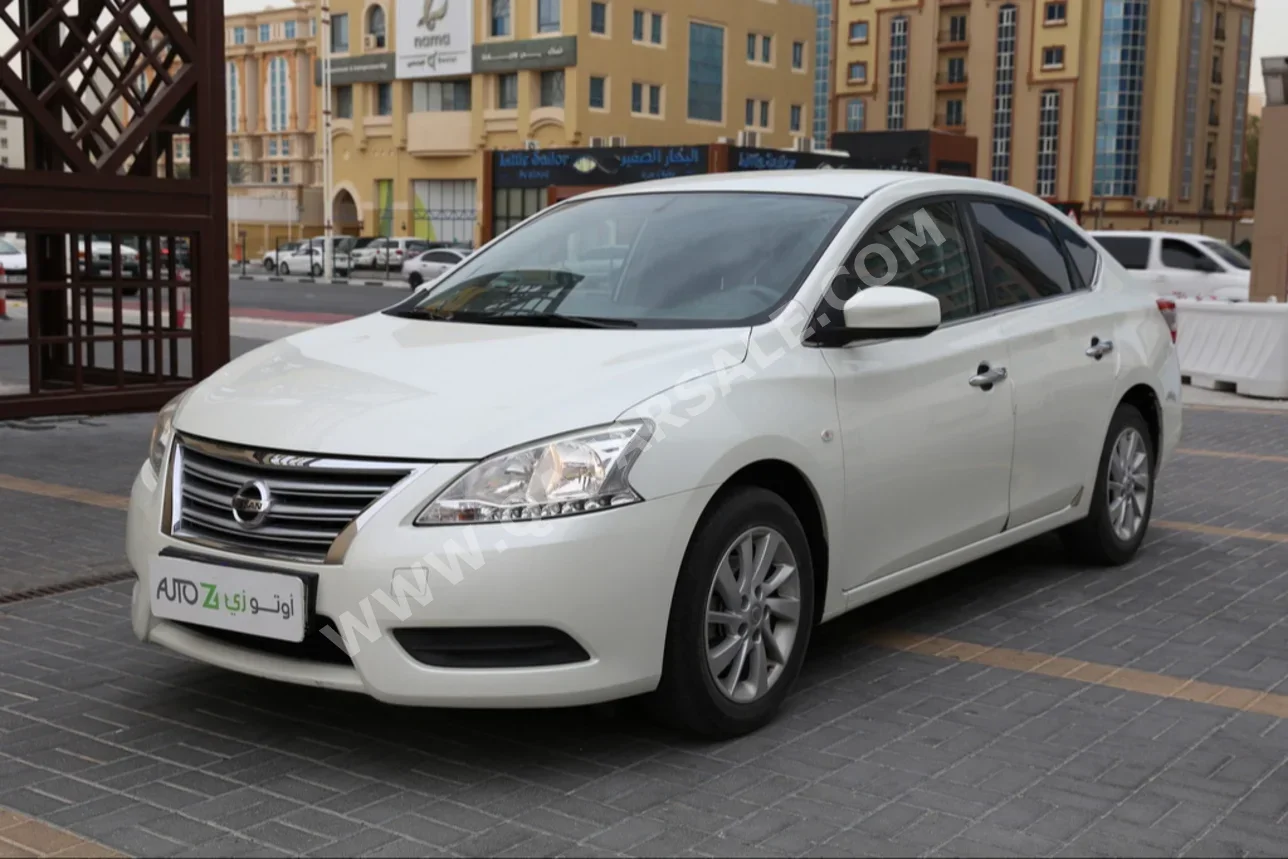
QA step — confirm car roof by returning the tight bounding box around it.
[1088,230,1224,242]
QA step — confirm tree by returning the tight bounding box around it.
[1242,114,1259,209]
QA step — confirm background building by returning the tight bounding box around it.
[0,94,21,169]
[323,0,819,245]
[832,0,1257,226]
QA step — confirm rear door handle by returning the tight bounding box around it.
[1086,338,1114,359]
[969,365,1008,389]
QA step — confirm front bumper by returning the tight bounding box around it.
[126,459,713,708]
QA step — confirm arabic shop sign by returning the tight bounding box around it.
[473,36,578,74]
[492,145,710,188]
[729,147,853,172]
[396,0,473,79]
[313,52,396,86]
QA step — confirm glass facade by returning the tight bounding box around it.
[1036,90,1061,198]
[1180,0,1202,200]
[226,62,239,132]
[687,22,724,122]
[268,57,287,132]
[812,0,831,148]
[991,4,1017,183]
[1229,14,1252,206]
[886,16,908,130]
[1093,0,1149,198]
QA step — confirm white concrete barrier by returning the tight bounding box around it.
[1178,299,1288,399]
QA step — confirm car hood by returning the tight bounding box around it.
[0,251,25,271]
[175,311,751,460]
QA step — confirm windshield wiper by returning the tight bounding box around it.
[385,309,637,328]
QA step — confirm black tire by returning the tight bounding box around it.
[652,486,815,738]
[278,262,291,277]
[264,260,276,273]
[1059,403,1155,566]
[408,272,423,289]
[312,264,323,278]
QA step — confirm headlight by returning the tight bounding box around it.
[147,390,189,476]
[415,421,654,525]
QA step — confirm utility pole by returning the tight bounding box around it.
[321,2,334,281]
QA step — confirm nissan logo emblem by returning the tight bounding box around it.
[231,480,272,529]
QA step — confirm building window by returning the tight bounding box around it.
[947,56,965,83]
[233,26,245,45]
[1180,0,1202,200]
[1045,1,1067,24]
[760,99,770,128]
[848,21,868,43]
[1229,14,1252,204]
[648,84,661,115]
[226,61,239,132]
[846,99,864,131]
[887,16,908,130]
[259,24,270,42]
[540,70,565,108]
[331,13,349,52]
[491,0,511,37]
[368,5,387,48]
[412,79,472,111]
[538,0,560,32]
[1092,0,1148,197]
[231,141,241,158]
[281,138,291,157]
[1036,89,1060,197]
[744,97,755,126]
[762,35,772,63]
[494,187,545,239]
[284,21,296,39]
[634,82,645,114]
[945,98,964,127]
[635,11,647,41]
[949,15,967,42]
[744,98,770,128]
[497,73,518,109]
[792,41,805,69]
[651,12,663,44]
[847,62,867,83]
[268,56,288,131]
[991,4,1017,183]
[589,75,607,109]
[634,10,661,43]
[375,82,393,115]
[590,1,607,34]
[281,167,291,184]
[1042,46,1065,69]
[310,17,317,36]
[746,32,756,61]
[269,166,279,183]
[1214,9,1225,39]
[790,104,802,132]
[336,85,353,118]
[687,22,724,122]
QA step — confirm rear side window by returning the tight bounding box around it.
[425,251,460,263]
[1160,238,1209,271]
[1096,236,1150,270]
[1054,222,1098,290]
[969,201,1073,308]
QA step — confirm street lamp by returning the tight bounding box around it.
[320,2,334,281]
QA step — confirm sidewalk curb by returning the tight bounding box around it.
[230,271,409,289]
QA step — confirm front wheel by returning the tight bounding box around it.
[278,262,291,276]
[1060,403,1155,566]
[652,487,815,738]
[263,259,276,273]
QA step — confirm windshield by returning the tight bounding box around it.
[1201,240,1250,270]
[388,192,855,328]
[0,239,18,254]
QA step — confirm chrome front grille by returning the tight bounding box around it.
[170,438,413,564]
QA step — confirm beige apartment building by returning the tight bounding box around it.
[833,0,1257,220]
[323,0,817,244]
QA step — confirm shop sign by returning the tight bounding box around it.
[314,53,396,86]
[395,0,473,79]
[473,36,577,74]
[493,145,710,188]
[729,147,853,171]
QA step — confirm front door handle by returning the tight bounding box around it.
[969,365,1008,390]
[1086,338,1114,359]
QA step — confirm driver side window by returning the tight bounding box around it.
[828,200,979,327]
[1160,238,1210,271]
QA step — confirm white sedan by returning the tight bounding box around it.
[0,237,24,281]
[127,171,1181,737]
[402,248,470,288]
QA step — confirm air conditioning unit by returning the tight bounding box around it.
[791,136,813,152]
[716,136,732,144]
[588,136,608,146]
[523,139,540,150]
[736,130,761,147]
[609,136,627,146]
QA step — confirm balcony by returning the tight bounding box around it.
[1215,27,1226,42]
[936,71,968,90]
[938,31,969,47]
[935,113,966,130]
[407,110,474,157]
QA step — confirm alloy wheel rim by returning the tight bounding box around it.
[704,527,801,704]
[1107,427,1150,542]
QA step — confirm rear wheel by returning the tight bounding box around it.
[263,259,276,273]
[1060,403,1155,566]
[312,264,323,278]
[278,262,291,277]
[652,487,814,737]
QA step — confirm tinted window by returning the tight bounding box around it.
[1200,240,1250,270]
[1054,221,1097,289]
[1160,238,1209,271]
[0,239,18,254]
[971,202,1072,308]
[839,200,979,324]
[1095,236,1150,269]
[396,192,855,328]
[425,251,460,263]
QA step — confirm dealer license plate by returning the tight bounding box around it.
[150,557,306,642]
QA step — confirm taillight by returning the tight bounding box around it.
[1156,297,1177,343]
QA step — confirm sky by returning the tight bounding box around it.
[225,0,1285,93]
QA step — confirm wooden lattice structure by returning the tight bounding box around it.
[0,0,228,418]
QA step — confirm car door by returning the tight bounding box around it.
[423,250,462,279]
[970,199,1118,529]
[1157,237,1216,299]
[820,197,1016,588]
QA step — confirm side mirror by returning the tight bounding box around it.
[837,286,941,343]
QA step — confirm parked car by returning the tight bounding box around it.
[354,238,431,270]
[1090,231,1250,302]
[302,237,353,277]
[129,171,1181,737]
[262,241,304,274]
[403,248,470,288]
[0,237,24,282]
[274,245,351,278]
